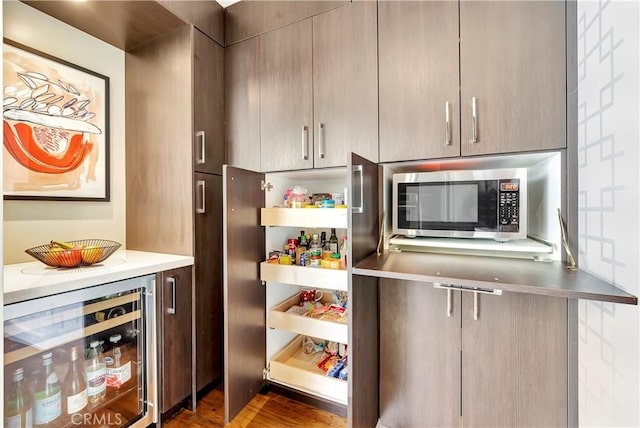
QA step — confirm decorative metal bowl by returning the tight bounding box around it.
[25,239,121,268]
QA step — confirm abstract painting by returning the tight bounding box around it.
[3,39,110,201]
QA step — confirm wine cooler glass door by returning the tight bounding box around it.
[4,275,156,428]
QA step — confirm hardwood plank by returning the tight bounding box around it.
[164,385,347,428]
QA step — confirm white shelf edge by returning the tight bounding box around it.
[261,207,348,229]
[260,262,348,292]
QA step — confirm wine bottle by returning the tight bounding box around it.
[63,346,88,416]
[33,352,62,426]
[4,367,33,428]
[329,228,339,254]
[85,341,107,403]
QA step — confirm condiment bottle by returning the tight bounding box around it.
[105,334,132,391]
[63,345,88,417]
[33,352,62,426]
[4,367,33,428]
[85,341,107,403]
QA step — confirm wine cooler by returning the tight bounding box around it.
[3,275,157,427]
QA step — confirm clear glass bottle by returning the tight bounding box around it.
[310,234,321,257]
[33,352,62,426]
[4,367,33,428]
[105,334,132,391]
[85,341,107,403]
[63,346,87,416]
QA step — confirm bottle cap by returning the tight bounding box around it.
[42,352,52,359]
[90,340,100,348]
[110,334,122,343]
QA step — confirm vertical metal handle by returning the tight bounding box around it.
[445,101,451,146]
[318,123,325,159]
[167,277,176,314]
[352,165,364,214]
[470,97,477,144]
[196,180,206,214]
[473,291,478,321]
[301,126,309,160]
[196,131,205,164]
[446,288,452,317]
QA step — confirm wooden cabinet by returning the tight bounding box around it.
[222,153,380,426]
[225,37,261,172]
[157,266,193,415]
[228,1,378,173]
[194,173,223,391]
[260,19,314,172]
[194,29,225,175]
[159,0,224,46]
[459,1,566,156]
[379,279,568,427]
[378,1,460,162]
[312,0,378,167]
[127,24,225,406]
[378,0,566,162]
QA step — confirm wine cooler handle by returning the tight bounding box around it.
[167,276,176,314]
[196,131,205,164]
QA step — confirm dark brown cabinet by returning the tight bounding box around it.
[194,172,223,391]
[379,0,566,162]
[157,266,193,414]
[225,37,261,172]
[379,280,568,427]
[378,1,460,162]
[194,29,224,175]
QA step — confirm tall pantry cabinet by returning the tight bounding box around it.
[223,154,380,427]
[126,23,224,413]
[378,0,566,162]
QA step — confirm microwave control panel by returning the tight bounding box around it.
[498,179,520,231]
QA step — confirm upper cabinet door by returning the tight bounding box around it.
[225,37,261,173]
[313,1,379,167]
[460,1,566,156]
[260,20,313,172]
[378,1,460,162]
[194,29,224,174]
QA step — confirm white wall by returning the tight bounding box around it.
[2,1,126,264]
[577,1,640,426]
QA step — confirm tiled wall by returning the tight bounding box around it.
[577,0,639,425]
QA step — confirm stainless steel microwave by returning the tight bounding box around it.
[393,168,527,241]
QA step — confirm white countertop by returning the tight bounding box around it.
[3,250,194,305]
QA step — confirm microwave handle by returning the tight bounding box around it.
[445,101,451,146]
[352,165,364,214]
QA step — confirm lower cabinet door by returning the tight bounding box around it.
[461,291,568,427]
[159,266,193,414]
[379,279,461,428]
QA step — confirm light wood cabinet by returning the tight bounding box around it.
[157,266,193,415]
[378,0,566,162]
[379,279,568,427]
[378,1,460,162]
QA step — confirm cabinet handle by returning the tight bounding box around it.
[301,126,309,160]
[474,291,479,321]
[318,123,325,159]
[470,97,477,144]
[167,276,177,314]
[196,180,206,214]
[434,283,501,321]
[352,165,364,214]
[446,288,452,317]
[445,101,451,146]
[196,131,205,164]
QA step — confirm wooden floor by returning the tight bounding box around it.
[163,385,347,428]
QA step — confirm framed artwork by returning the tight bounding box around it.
[2,39,110,201]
